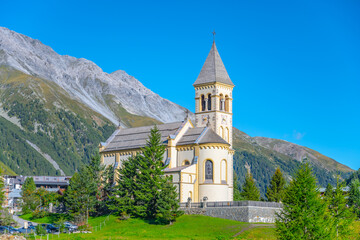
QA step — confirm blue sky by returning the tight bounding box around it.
[1,0,359,170]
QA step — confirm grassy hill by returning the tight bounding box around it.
[0,66,159,175]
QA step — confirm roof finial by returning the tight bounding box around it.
[212,30,216,42]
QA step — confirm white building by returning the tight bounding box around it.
[99,41,235,203]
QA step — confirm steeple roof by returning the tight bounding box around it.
[193,41,234,87]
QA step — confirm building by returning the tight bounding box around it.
[99,41,235,203]
[3,175,71,212]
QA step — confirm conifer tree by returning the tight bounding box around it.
[240,171,260,201]
[21,177,38,214]
[326,176,355,239]
[276,163,332,240]
[324,183,334,198]
[266,167,285,202]
[0,168,5,210]
[348,178,360,219]
[233,172,242,201]
[108,155,139,216]
[63,168,97,224]
[109,126,181,224]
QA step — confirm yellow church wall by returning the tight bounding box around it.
[197,145,233,202]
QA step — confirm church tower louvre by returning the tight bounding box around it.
[194,41,234,146]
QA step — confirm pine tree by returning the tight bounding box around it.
[21,177,38,214]
[266,167,285,202]
[108,155,139,216]
[63,167,97,224]
[348,178,360,219]
[109,126,181,224]
[233,172,243,201]
[0,168,5,210]
[240,171,260,201]
[324,183,334,198]
[326,176,355,239]
[276,163,332,240]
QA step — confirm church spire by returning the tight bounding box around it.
[193,40,234,87]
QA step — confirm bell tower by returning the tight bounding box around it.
[194,41,234,146]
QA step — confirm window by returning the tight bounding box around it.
[207,94,212,110]
[205,160,213,182]
[225,127,229,142]
[225,95,229,112]
[201,95,206,111]
[220,126,224,139]
[182,160,190,166]
[221,160,227,184]
[188,175,192,183]
[219,94,224,111]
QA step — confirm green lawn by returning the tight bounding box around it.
[23,214,276,239]
[20,213,70,224]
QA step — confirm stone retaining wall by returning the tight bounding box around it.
[181,206,281,223]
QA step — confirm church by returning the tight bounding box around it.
[99,41,235,203]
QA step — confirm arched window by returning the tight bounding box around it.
[225,127,229,141]
[219,94,224,111]
[182,160,190,166]
[207,94,212,110]
[221,160,227,184]
[188,174,192,183]
[201,95,206,111]
[205,160,213,182]
[220,126,224,139]
[225,95,229,112]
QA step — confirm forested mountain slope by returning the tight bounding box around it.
[232,128,353,197]
[0,27,353,193]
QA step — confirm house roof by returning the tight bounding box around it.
[177,127,229,146]
[102,121,230,153]
[197,128,229,145]
[101,121,184,152]
[193,41,234,87]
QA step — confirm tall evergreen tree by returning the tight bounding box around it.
[266,167,285,202]
[108,155,139,216]
[324,183,334,198]
[276,163,332,240]
[233,172,243,201]
[240,171,260,201]
[109,126,181,224]
[63,168,97,224]
[21,177,38,214]
[326,176,355,239]
[348,178,360,219]
[0,168,5,210]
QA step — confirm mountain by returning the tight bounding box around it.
[0,27,353,194]
[0,27,190,125]
[0,26,189,175]
[232,128,353,197]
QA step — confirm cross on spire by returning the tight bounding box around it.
[212,30,216,42]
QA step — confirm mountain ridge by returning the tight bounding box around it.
[0,27,353,197]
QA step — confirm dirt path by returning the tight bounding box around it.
[232,223,275,237]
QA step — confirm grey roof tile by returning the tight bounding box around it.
[197,128,229,145]
[102,122,184,152]
[177,127,230,146]
[193,42,234,86]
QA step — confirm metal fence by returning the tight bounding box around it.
[180,200,282,208]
